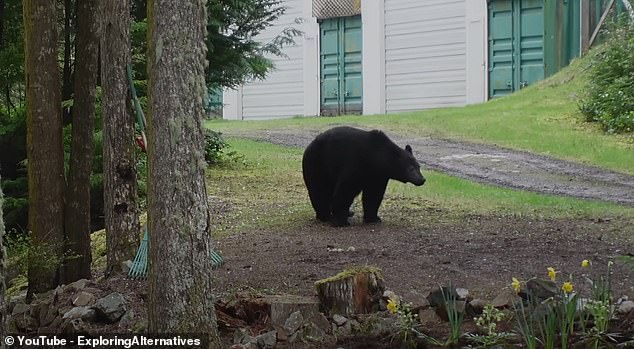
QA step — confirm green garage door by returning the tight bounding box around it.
[320,15,362,116]
[488,0,544,98]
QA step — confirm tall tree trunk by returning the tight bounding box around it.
[147,1,220,346]
[24,0,65,300]
[62,0,99,283]
[61,0,74,124]
[101,0,139,277]
[0,176,7,346]
[0,0,5,48]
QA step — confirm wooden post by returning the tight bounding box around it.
[581,0,590,54]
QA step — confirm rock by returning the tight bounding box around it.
[332,314,348,326]
[233,328,256,348]
[456,288,470,301]
[93,292,127,323]
[426,286,459,307]
[11,303,35,332]
[617,300,634,314]
[432,298,466,322]
[73,292,96,307]
[122,260,133,274]
[491,289,520,309]
[362,315,397,336]
[12,303,30,316]
[82,287,103,295]
[255,330,277,348]
[119,309,135,329]
[525,278,558,301]
[65,279,91,293]
[60,318,87,334]
[284,311,304,335]
[40,302,57,327]
[273,325,288,342]
[418,308,443,325]
[289,322,326,343]
[63,306,97,322]
[307,313,331,334]
[266,295,320,328]
[334,320,353,336]
[468,299,487,316]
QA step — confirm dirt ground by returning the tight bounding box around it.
[206,128,634,347]
[213,208,634,303]
[213,127,634,303]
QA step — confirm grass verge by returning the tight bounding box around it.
[206,138,634,236]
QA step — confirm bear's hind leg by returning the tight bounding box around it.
[331,179,361,227]
[362,179,388,223]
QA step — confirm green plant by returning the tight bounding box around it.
[466,304,511,348]
[441,283,464,345]
[386,296,419,348]
[204,130,229,165]
[581,260,617,349]
[579,18,634,133]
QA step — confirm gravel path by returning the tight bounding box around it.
[225,127,634,206]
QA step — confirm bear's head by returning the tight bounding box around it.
[393,145,426,186]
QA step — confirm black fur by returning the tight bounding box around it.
[302,126,425,226]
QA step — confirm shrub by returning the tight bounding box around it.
[579,18,634,133]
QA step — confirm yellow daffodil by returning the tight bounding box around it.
[562,281,574,294]
[581,259,590,268]
[511,277,521,294]
[387,299,399,314]
[547,267,557,281]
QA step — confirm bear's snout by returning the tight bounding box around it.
[412,176,426,186]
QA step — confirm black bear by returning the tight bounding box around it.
[302,126,425,226]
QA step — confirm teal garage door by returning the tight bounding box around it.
[488,0,544,98]
[320,15,362,116]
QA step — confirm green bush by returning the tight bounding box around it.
[579,19,634,133]
[203,129,231,165]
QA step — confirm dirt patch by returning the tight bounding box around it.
[213,211,634,302]
[224,127,634,206]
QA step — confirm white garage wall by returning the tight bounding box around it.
[223,0,306,120]
[384,0,468,113]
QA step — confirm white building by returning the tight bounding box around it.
[223,0,592,120]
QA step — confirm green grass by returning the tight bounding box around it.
[207,50,634,175]
[207,139,634,235]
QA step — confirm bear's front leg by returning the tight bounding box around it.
[362,178,388,223]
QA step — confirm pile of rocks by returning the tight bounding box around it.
[7,279,131,334]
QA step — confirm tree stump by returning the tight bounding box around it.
[315,267,385,316]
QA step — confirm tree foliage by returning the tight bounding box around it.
[206,0,301,88]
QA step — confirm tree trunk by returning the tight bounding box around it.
[0,175,7,345]
[101,0,139,277]
[147,1,220,346]
[23,0,65,300]
[61,0,74,125]
[0,0,5,48]
[62,0,99,283]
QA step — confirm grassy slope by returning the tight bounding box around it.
[207,139,634,237]
[208,51,634,175]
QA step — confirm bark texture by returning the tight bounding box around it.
[24,0,65,299]
[101,0,139,277]
[147,0,220,346]
[315,269,385,316]
[63,0,99,283]
[0,176,7,345]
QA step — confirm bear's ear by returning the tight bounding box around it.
[405,145,413,154]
